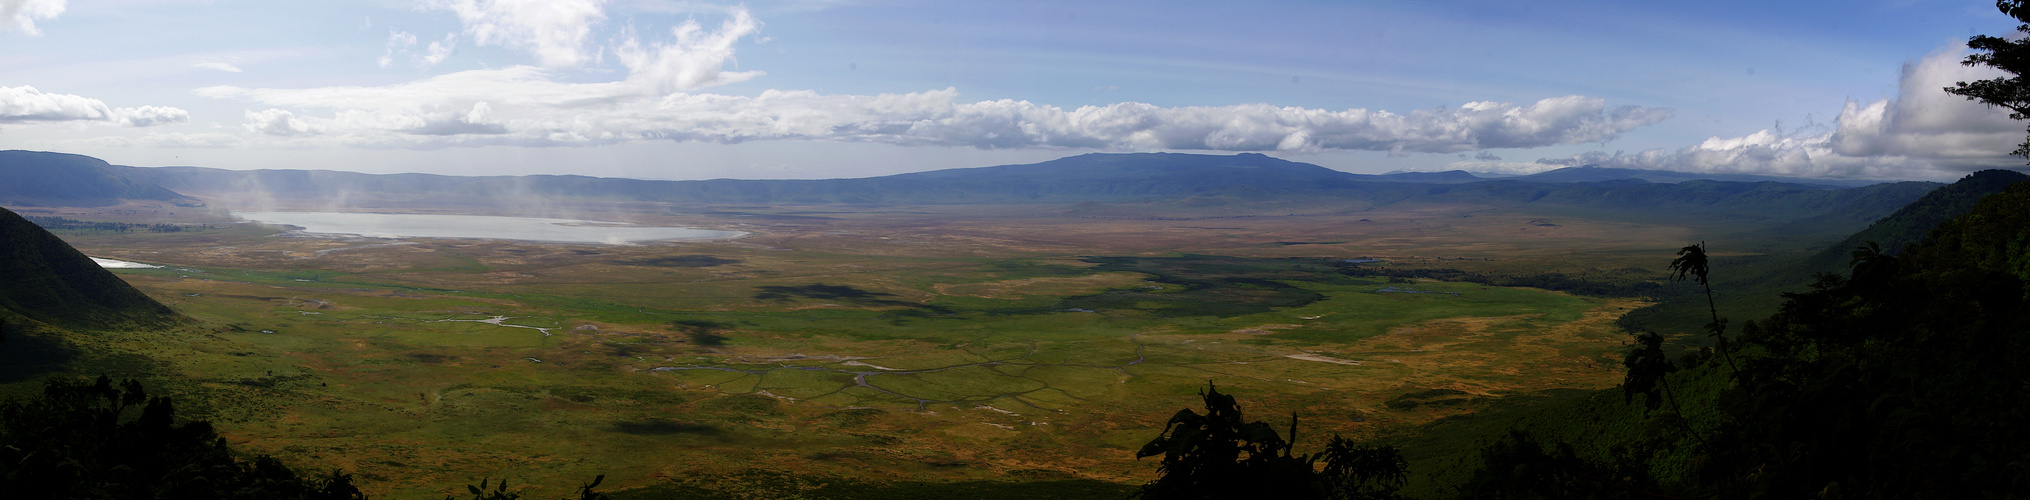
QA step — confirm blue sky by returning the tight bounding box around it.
[2,0,2025,181]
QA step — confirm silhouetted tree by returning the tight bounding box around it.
[1668,242,1738,377]
[448,476,611,500]
[1136,383,1318,499]
[1621,331,1708,450]
[1948,0,2030,161]
[1459,430,1678,500]
[1691,182,2030,497]
[1316,439,1409,500]
[1135,383,1406,500]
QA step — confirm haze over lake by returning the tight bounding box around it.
[236,212,743,244]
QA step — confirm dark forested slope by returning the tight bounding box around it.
[0,206,177,328]
[1792,169,2030,275]
[1417,180,2030,499]
[1620,170,2028,341]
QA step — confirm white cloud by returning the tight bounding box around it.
[1452,48,2025,180]
[0,85,186,127]
[114,105,189,127]
[193,62,243,73]
[427,0,607,67]
[0,0,64,35]
[379,30,417,68]
[420,33,457,68]
[245,108,321,136]
[1,84,111,122]
[614,7,763,94]
[378,31,457,69]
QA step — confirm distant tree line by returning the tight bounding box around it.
[1333,263,1663,298]
[24,216,199,234]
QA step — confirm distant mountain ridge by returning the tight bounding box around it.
[0,150,1943,238]
[1509,165,1886,188]
[0,150,198,207]
[92,152,1942,236]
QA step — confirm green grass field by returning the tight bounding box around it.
[24,204,1683,498]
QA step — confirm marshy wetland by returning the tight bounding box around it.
[41,200,1683,497]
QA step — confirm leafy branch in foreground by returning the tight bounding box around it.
[449,476,611,500]
[1135,383,1406,500]
[1948,0,2030,160]
[1622,331,1709,450]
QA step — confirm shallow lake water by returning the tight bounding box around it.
[236,212,744,244]
[91,257,162,269]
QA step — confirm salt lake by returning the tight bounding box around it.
[236,212,744,244]
[91,257,162,269]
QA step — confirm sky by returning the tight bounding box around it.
[2,0,2027,181]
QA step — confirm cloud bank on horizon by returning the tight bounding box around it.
[0,0,2024,181]
[0,86,188,127]
[1447,49,2024,180]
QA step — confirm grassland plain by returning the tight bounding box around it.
[23,201,1691,498]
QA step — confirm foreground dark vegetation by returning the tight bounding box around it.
[1448,179,2030,498]
[1132,179,2030,499]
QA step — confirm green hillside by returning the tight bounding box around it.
[1322,178,2030,498]
[0,206,178,328]
[0,205,182,383]
[1620,170,2028,342]
[1792,169,2030,274]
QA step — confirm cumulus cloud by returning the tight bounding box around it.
[427,0,606,67]
[1,0,64,35]
[1449,48,2025,180]
[1,85,187,127]
[245,108,321,136]
[420,33,457,68]
[114,106,189,127]
[379,31,417,68]
[378,31,457,69]
[614,8,763,94]
[193,62,243,73]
